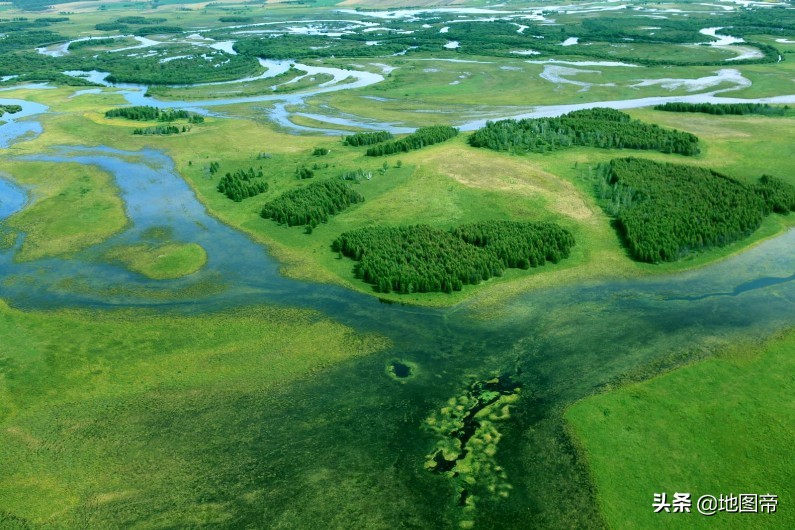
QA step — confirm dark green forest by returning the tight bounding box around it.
[343,131,393,147]
[332,221,574,294]
[217,167,268,202]
[365,126,458,156]
[654,102,788,116]
[0,104,23,117]
[469,108,700,155]
[67,38,118,51]
[261,179,364,227]
[105,106,204,123]
[598,158,794,263]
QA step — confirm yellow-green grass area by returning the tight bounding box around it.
[0,298,389,526]
[103,242,208,280]
[0,160,128,262]
[565,328,795,529]
[722,59,795,99]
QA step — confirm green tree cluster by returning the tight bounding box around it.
[0,104,23,116]
[261,180,364,227]
[470,108,700,155]
[365,126,458,157]
[332,221,574,294]
[132,125,185,135]
[754,175,795,214]
[217,167,267,202]
[654,102,787,116]
[599,158,793,263]
[105,106,204,123]
[342,131,393,147]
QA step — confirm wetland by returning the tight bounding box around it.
[1,1,794,528]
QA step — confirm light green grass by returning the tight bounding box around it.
[104,242,207,279]
[1,161,128,262]
[565,328,795,529]
[0,298,388,526]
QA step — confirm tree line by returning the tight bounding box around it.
[365,126,458,157]
[332,221,574,294]
[469,108,700,155]
[343,131,393,147]
[654,102,788,116]
[217,167,268,202]
[106,106,204,123]
[261,179,364,227]
[598,157,795,263]
[67,37,118,51]
[133,125,188,135]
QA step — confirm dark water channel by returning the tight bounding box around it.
[0,139,793,526]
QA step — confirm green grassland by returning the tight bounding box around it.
[0,298,388,527]
[103,242,208,279]
[1,160,128,262]
[566,328,795,529]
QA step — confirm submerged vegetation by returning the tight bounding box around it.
[598,158,794,263]
[333,221,574,294]
[470,109,700,155]
[425,376,521,527]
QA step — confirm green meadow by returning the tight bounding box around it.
[566,329,795,529]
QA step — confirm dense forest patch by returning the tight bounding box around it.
[332,221,574,294]
[261,180,364,227]
[598,158,794,263]
[343,131,393,147]
[469,109,700,155]
[365,126,458,156]
[67,38,118,51]
[654,102,788,116]
[217,167,268,202]
[105,106,204,123]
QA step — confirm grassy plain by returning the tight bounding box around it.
[1,160,128,262]
[103,241,207,279]
[0,298,389,526]
[566,328,795,529]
